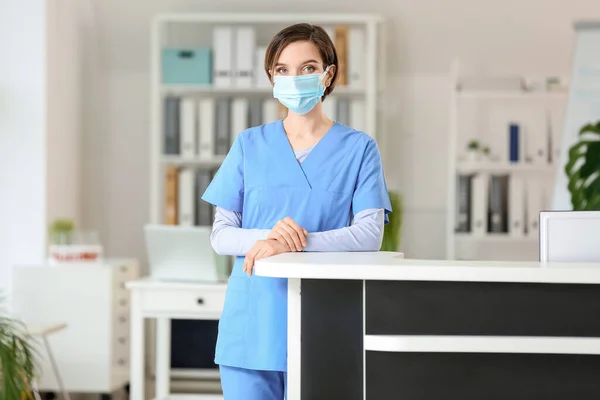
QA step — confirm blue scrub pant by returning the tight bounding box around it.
[220,365,287,400]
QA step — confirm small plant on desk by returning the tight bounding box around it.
[0,296,38,399]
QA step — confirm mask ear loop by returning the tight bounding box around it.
[320,65,331,87]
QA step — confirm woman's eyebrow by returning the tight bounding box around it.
[275,59,319,67]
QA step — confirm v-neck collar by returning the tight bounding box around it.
[275,119,340,189]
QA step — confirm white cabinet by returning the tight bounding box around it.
[11,259,140,394]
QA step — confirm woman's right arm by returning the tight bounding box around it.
[210,207,270,257]
[202,135,266,257]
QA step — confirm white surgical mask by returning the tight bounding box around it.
[272,66,330,115]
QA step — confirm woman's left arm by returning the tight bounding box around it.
[303,208,384,252]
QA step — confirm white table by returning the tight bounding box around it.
[126,278,227,400]
[255,252,600,400]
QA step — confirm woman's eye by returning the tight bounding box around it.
[303,65,315,73]
[276,67,288,74]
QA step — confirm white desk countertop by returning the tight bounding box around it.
[254,251,600,284]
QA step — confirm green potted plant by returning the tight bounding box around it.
[0,296,38,399]
[49,219,75,245]
[465,139,481,162]
[565,120,600,210]
[380,191,403,251]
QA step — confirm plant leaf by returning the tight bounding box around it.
[0,296,38,399]
[565,121,600,210]
[579,122,600,137]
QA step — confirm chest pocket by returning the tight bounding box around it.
[253,186,338,233]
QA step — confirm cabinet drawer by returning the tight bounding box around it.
[140,287,225,315]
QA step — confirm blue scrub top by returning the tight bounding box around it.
[202,120,392,372]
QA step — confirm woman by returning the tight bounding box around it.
[202,23,392,400]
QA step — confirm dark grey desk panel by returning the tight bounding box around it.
[367,352,600,400]
[171,319,218,369]
[366,280,600,336]
[301,279,363,400]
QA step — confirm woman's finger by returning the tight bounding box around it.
[244,245,259,273]
[283,217,307,247]
[245,253,256,276]
[248,247,268,275]
[275,234,290,249]
[279,221,303,251]
[276,222,298,251]
[255,247,269,261]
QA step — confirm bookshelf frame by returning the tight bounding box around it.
[445,61,568,261]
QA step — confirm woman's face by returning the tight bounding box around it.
[273,40,333,85]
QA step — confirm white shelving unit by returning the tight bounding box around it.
[148,11,385,384]
[149,12,386,226]
[446,63,568,261]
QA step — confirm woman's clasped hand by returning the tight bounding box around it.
[242,217,308,276]
[267,217,308,251]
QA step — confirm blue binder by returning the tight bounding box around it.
[509,123,520,163]
[162,48,212,84]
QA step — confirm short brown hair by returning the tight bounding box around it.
[264,23,338,100]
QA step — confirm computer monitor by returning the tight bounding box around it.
[144,224,220,282]
[539,211,600,262]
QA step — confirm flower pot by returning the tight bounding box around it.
[465,149,481,162]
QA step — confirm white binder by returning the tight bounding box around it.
[179,97,196,159]
[486,107,510,163]
[508,175,525,237]
[548,99,566,164]
[255,46,271,87]
[178,168,195,226]
[197,98,215,160]
[231,98,249,145]
[262,99,279,124]
[471,173,488,237]
[348,27,365,89]
[212,26,234,87]
[526,180,544,237]
[350,99,367,134]
[322,95,337,121]
[523,106,548,165]
[234,26,255,87]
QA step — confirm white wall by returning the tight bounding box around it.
[46,0,85,227]
[83,0,600,264]
[0,0,84,291]
[0,1,47,289]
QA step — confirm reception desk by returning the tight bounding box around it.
[255,252,600,400]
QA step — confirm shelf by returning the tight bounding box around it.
[456,161,555,175]
[364,335,600,355]
[161,84,366,97]
[155,12,383,24]
[161,155,225,168]
[455,233,538,244]
[457,91,568,100]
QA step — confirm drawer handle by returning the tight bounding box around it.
[118,358,125,366]
[119,337,126,345]
[197,298,205,305]
[120,299,127,307]
[119,316,127,323]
